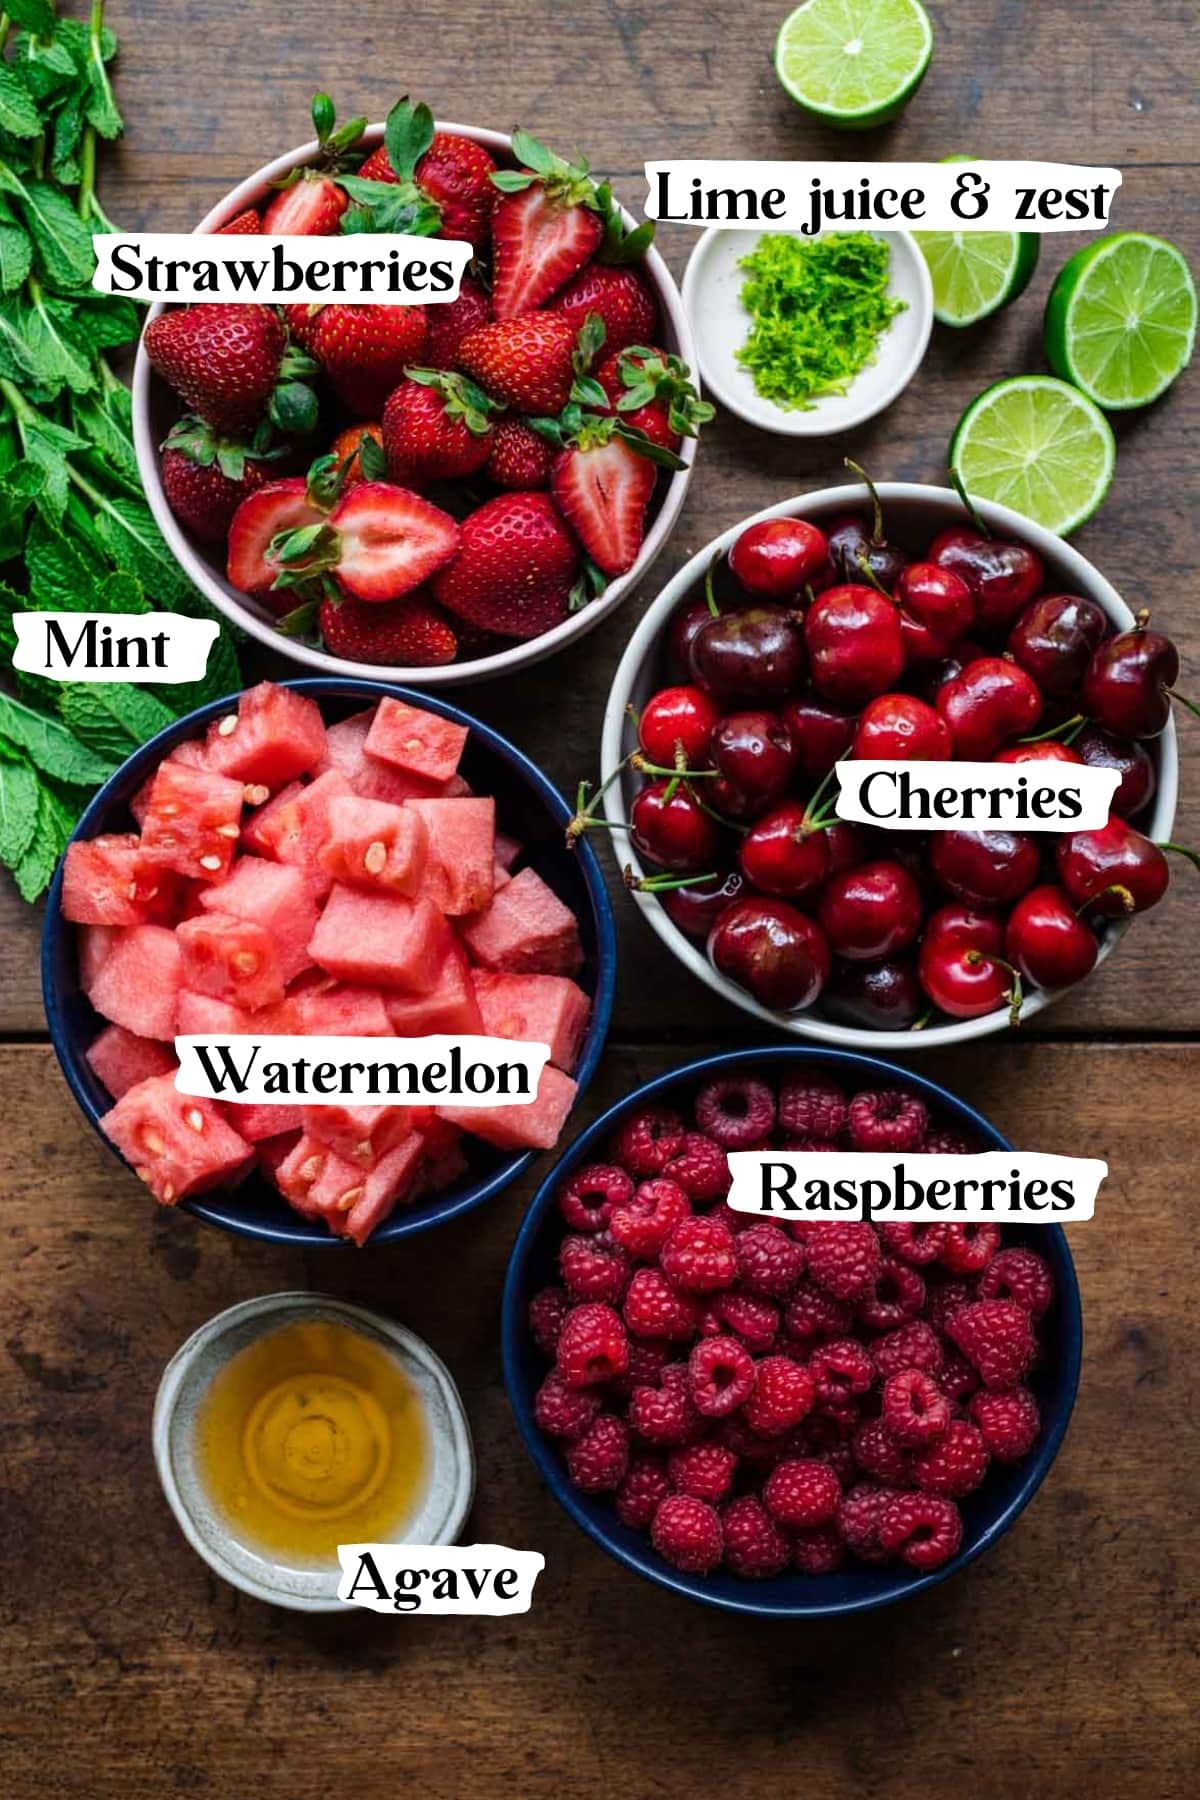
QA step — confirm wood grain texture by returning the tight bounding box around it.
[0,1040,1197,1799]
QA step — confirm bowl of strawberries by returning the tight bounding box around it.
[132,93,707,684]
[600,477,1183,1049]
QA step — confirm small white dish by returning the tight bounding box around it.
[153,1292,475,1612]
[682,226,933,437]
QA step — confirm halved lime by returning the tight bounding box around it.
[915,229,1039,326]
[949,376,1116,537]
[774,0,934,130]
[1045,232,1197,410]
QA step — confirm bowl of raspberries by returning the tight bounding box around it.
[502,1047,1081,1614]
[132,92,705,684]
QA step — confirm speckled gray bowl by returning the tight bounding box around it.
[153,1292,475,1611]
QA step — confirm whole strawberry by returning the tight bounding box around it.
[424,275,492,370]
[363,130,496,249]
[432,491,581,639]
[597,346,713,451]
[555,264,659,358]
[457,313,578,415]
[286,302,429,418]
[144,303,288,434]
[485,418,554,490]
[318,591,458,666]
[159,416,275,543]
[382,369,499,484]
[328,421,386,486]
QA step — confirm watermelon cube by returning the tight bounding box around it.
[139,761,246,882]
[86,1024,177,1099]
[177,989,257,1036]
[78,923,118,993]
[274,1132,337,1218]
[62,834,179,926]
[101,1074,253,1204]
[301,1103,415,1166]
[308,884,452,992]
[384,944,483,1036]
[202,681,327,789]
[88,925,182,1041]
[293,982,393,1037]
[247,769,353,896]
[320,795,429,895]
[365,697,467,783]
[257,1129,302,1179]
[177,911,286,1010]
[457,867,583,975]
[220,1101,305,1143]
[495,831,522,871]
[328,1134,428,1245]
[423,1133,468,1192]
[437,1063,578,1151]
[406,796,495,915]
[198,856,318,984]
[241,779,303,857]
[472,971,590,1070]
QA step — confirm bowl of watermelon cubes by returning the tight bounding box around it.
[43,679,616,1246]
[132,92,705,686]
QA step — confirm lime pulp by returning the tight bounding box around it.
[949,375,1116,537]
[774,0,934,129]
[1044,232,1197,410]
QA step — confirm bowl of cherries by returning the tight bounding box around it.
[600,476,1186,1048]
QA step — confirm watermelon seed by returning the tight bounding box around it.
[125,883,138,900]
[217,823,240,838]
[140,1128,164,1155]
[233,953,259,974]
[199,855,222,871]
[244,785,270,806]
[185,1108,205,1132]
[216,714,238,736]
[364,840,388,874]
[338,1186,364,1212]
[161,1183,176,1203]
[300,1155,324,1181]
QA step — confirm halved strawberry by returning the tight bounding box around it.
[457,313,577,414]
[227,478,324,605]
[432,492,580,639]
[550,422,657,577]
[554,264,659,358]
[318,591,458,666]
[270,481,460,605]
[216,208,262,235]
[262,92,364,235]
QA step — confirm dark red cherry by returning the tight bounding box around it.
[1081,625,1179,739]
[659,870,748,939]
[896,562,975,664]
[631,779,720,872]
[825,820,867,876]
[823,955,923,1031]
[931,829,1040,908]
[729,517,832,598]
[936,656,1042,758]
[1073,726,1156,819]
[637,685,720,768]
[917,903,1015,1020]
[670,591,732,672]
[921,638,988,702]
[805,584,905,707]
[690,605,806,703]
[1006,885,1098,989]
[817,860,924,961]
[993,741,1084,768]
[1007,594,1108,698]
[1055,818,1170,917]
[853,693,951,761]
[710,710,797,809]
[826,512,909,590]
[708,898,831,1012]
[929,527,1044,630]
[780,693,859,779]
[739,800,830,900]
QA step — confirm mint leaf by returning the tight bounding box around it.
[26,514,101,611]
[0,690,118,785]
[83,27,123,140]
[0,220,32,293]
[59,682,174,759]
[0,68,42,139]
[60,295,140,352]
[0,744,39,869]
[13,779,74,903]
[5,0,56,36]
[88,490,198,608]
[19,177,96,290]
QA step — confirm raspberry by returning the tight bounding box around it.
[926,1277,976,1336]
[709,1199,755,1235]
[878,1491,963,1571]
[857,1257,925,1330]
[811,1436,856,1488]
[721,1495,790,1578]
[559,1231,630,1303]
[742,1354,815,1436]
[872,1320,944,1381]
[980,1246,1055,1318]
[837,1482,893,1562]
[970,1386,1041,1461]
[947,1299,1036,1389]
[881,1367,951,1448]
[779,1137,842,1153]
[610,1105,686,1178]
[694,1075,777,1149]
[555,1301,629,1389]
[609,1177,691,1261]
[623,1267,701,1341]
[735,1222,805,1297]
[878,1220,948,1266]
[763,1457,841,1528]
[805,1221,882,1300]
[621,1337,674,1389]
[628,1369,700,1446]
[784,1280,853,1342]
[925,1128,979,1155]
[940,1220,1002,1275]
[710,1288,780,1353]
[528,1284,570,1356]
[847,1087,929,1151]
[815,1396,862,1435]
[663,1131,729,1204]
[778,1072,847,1143]
[791,1524,845,1574]
[534,1369,601,1439]
[715,1414,788,1467]
[668,1440,737,1501]
[687,1335,756,1417]
[909,1419,990,1498]
[808,1336,874,1406]
[660,1215,738,1294]
[852,1418,911,1485]
[557,1163,633,1233]
[937,1346,981,1403]
[650,1494,723,1573]
[565,1412,629,1492]
[615,1454,673,1529]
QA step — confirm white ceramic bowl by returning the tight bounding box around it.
[153,1292,475,1611]
[602,482,1179,1050]
[132,121,699,686]
[682,227,932,437]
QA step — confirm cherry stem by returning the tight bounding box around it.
[567,760,633,846]
[704,551,722,618]
[1018,713,1086,744]
[1157,840,1200,873]
[964,950,1023,1026]
[854,548,894,601]
[948,467,991,539]
[624,702,640,730]
[623,866,718,893]
[1134,607,1151,630]
[630,753,718,780]
[804,763,841,825]
[691,789,750,833]
[910,1004,935,1032]
[1088,883,1136,916]
[844,457,884,544]
[1167,688,1200,724]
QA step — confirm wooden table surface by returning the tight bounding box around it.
[2,3,1197,1795]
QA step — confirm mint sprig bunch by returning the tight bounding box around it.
[0,0,241,901]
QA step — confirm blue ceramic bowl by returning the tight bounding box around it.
[42,678,616,1247]
[502,1046,1082,1616]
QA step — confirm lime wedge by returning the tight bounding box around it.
[1045,232,1197,410]
[915,229,1039,327]
[949,376,1116,537]
[774,0,934,129]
